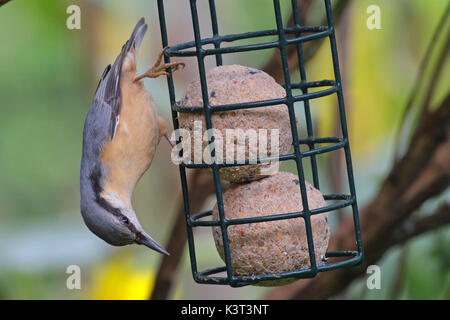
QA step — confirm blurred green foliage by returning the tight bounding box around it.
[0,0,448,299]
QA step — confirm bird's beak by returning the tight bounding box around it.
[135,231,169,255]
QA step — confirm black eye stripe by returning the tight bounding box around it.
[90,166,124,218]
[89,166,138,234]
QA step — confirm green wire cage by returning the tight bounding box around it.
[156,0,363,287]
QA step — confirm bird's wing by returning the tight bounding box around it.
[93,17,148,139]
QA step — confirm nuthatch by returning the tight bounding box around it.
[80,18,183,255]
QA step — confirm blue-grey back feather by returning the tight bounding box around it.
[93,17,148,139]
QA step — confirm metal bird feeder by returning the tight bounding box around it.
[156,0,363,287]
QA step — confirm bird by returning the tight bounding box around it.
[80,18,183,255]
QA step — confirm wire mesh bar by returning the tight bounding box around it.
[165,27,331,56]
[208,0,223,66]
[156,0,201,281]
[188,196,355,227]
[156,0,363,287]
[324,0,364,256]
[180,139,347,169]
[173,84,338,113]
[273,0,317,273]
[289,79,336,89]
[194,250,362,286]
[291,0,320,189]
[188,0,237,285]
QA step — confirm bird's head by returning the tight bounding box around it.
[81,191,169,255]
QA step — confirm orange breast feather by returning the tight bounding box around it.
[100,79,159,203]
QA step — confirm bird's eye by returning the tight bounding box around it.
[120,216,129,224]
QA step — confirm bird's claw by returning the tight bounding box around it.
[133,55,184,82]
[133,62,185,82]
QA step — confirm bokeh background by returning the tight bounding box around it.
[0,0,448,299]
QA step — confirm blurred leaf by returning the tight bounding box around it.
[90,255,155,300]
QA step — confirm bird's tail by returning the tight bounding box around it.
[124,17,148,53]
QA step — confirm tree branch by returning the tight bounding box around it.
[330,2,352,220]
[150,169,216,299]
[0,0,12,7]
[388,204,450,247]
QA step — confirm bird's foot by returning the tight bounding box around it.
[134,49,184,82]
